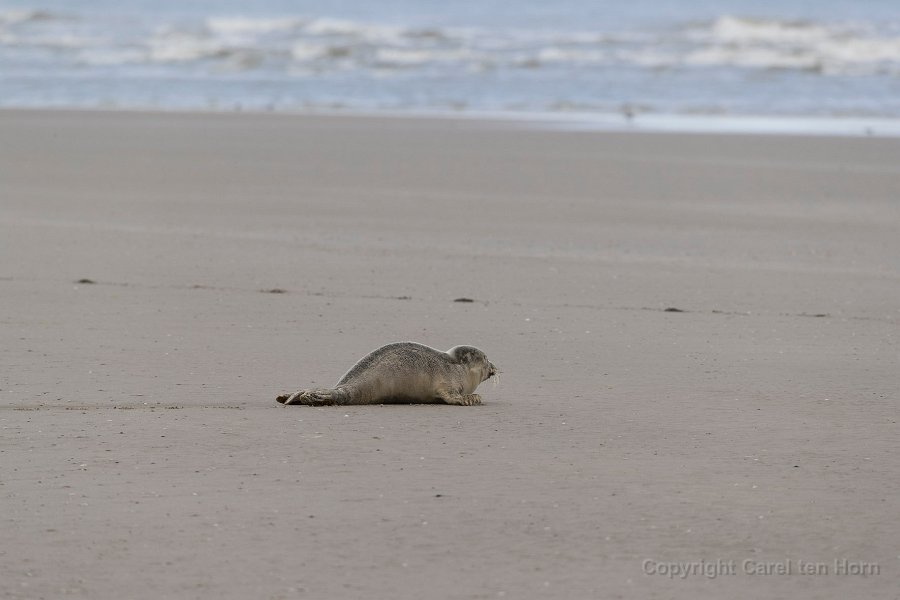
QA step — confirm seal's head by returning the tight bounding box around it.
[447,345,497,385]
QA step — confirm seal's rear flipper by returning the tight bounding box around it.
[279,388,346,406]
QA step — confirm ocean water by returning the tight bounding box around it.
[2,0,900,128]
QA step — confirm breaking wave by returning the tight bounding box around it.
[2,8,900,117]
[2,10,898,75]
[682,16,900,75]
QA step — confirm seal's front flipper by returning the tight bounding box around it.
[461,393,482,406]
[441,392,482,406]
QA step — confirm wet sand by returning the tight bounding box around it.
[1,109,898,598]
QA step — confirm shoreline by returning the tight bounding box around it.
[5,105,900,138]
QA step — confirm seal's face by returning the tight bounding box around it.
[449,345,497,384]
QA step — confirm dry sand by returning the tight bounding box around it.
[1,109,898,599]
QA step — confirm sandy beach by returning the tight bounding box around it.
[1,109,898,599]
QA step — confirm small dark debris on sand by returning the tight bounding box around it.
[664,307,685,312]
[454,297,475,303]
[396,295,411,300]
[76,278,96,284]
[262,288,287,294]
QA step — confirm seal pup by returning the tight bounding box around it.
[276,342,497,406]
